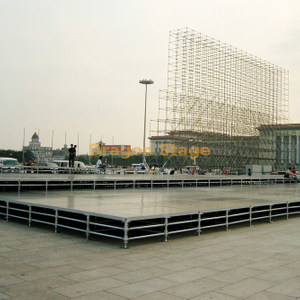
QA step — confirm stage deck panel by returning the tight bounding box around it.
[0,183,300,248]
[0,174,294,192]
[0,184,299,218]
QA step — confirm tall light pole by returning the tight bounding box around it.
[139,79,154,166]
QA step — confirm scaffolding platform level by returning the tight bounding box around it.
[0,175,299,248]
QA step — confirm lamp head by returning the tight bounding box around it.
[139,79,154,85]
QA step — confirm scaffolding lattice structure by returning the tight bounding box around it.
[151,28,290,170]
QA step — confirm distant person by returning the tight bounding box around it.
[170,168,177,175]
[291,167,297,182]
[289,167,297,182]
[284,167,292,179]
[248,168,251,176]
[198,168,204,175]
[96,156,106,173]
[187,167,192,175]
[159,166,164,175]
[68,144,76,167]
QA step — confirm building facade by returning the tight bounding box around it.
[23,133,68,162]
[150,124,300,171]
[259,124,300,169]
[23,133,52,162]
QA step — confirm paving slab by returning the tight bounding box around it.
[0,184,300,299]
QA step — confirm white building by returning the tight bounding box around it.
[259,124,300,168]
[23,133,52,162]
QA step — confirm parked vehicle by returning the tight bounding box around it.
[36,162,59,167]
[0,157,21,173]
[52,160,87,173]
[34,162,59,174]
[52,160,85,168]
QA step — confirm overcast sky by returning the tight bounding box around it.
[1,0,299,154]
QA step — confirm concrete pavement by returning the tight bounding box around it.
[0,213,300,299]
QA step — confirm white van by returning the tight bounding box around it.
[0,157,21,173]
[52,160,87,172]
[131,163,144,170]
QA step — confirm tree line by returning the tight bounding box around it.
[0,150,35,163]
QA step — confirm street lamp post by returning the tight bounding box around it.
[139,79,154,166]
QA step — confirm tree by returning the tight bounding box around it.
[0,149,35,163]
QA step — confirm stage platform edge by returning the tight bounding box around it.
[0,175,298,192]
[1,193,300,248]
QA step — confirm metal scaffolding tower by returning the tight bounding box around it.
[151,28,290,171]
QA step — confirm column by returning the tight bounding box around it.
[281,136,284,164]
[289,135,292,164]
[297,135,300,165]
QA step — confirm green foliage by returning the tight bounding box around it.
[101,155,144,167]
[0,149,35,163]
[76,155,92,165]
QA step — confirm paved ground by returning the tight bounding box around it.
[0,212,300,299]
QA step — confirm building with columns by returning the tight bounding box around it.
[149,124,300,171]
[259,124,300,169]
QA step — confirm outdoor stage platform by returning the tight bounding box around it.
[0,173,297,192]
[0,173,300,248]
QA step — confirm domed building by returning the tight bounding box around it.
[23,132,53,163]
